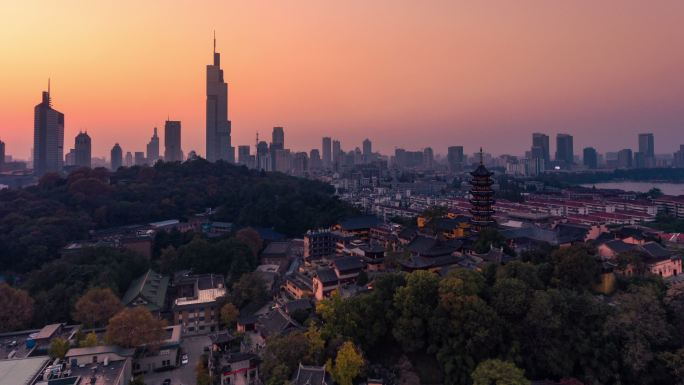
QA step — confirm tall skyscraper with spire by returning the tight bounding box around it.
[33,80,64,176]
[206,32,233,163]
[147,127,160,164]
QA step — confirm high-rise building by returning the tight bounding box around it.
[447,146,464,172]
[423,147,434,169]
[332,140,341,167]
[134,152,146,166]
[292,152,308,176]
[555,134,574,166]
[309,149,322,170]
[65,149,76,167]
[111,143,123,170]
[272,127,285,149]
[583,147,598,169]
[0,139,5,168]
[532,133,550,163]
[33,83,64,176]
[74,132,91,168]
[362,139,372,163]
[238,145,251,166]
[125,151,133,167]
[256,141,269,171]
[146,127,159,164]
[164,120,183,162]
[322,137,332,169]
[674,145,684,168]
[206,34,232,163]
[637,133,655,168]
[275,149,292,173]
[617,149,633,168]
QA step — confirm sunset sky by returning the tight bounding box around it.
[1,1,684,160]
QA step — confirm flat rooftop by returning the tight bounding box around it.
[0,356,49,385]
[174,287,226,306]
[68,359,128,385]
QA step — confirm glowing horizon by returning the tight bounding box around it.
[1,1,684,160]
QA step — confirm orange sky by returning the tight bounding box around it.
[1,1,684,160]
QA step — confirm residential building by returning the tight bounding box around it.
[172,273,226,335]
[322,137,332,169]
[447,146,464,172]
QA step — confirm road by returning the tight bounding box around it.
[142,335,212,385]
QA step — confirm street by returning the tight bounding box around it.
[142,335,212,385]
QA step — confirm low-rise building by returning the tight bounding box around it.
[172,274,226,335]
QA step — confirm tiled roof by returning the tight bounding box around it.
[121,269,169,312]
[315,268,339,285]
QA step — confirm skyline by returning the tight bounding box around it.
[2,1,684,159]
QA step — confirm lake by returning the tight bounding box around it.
[580,182,684,196]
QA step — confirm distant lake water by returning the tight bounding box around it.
[580,182,684,196]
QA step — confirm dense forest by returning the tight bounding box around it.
[262,244,684,385]
[0,159,355,273]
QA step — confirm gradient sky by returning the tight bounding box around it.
[1,1,684,160]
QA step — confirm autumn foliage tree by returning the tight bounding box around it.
[106,307,166,348]
[327,341,365,385]
[235,227,263,257]
[0,283,34,332]
[73,287,124,328]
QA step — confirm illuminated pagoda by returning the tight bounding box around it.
[469,148,496,231]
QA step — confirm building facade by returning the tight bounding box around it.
[164,120,183,162]
[33,86,64,176]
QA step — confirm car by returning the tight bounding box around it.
[181,354,189,365]
[162,379,171,385]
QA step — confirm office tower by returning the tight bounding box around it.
[423,147,434,169]
[617,149,633,168]
[270,127,285,170]
[134,152,146,166]
[362,139,372,163]
[256,141,269,170]
[583,147,598,169]
[33,82,65,176]
[0,139,5,168]
[322,137,332,168]
[555,134,574,165]
[146,127,159,164]
[309,149,322,170]
[447,146,464,172]
[238,145,251,165]
[532,133,550,162]
[164,120,183,162]
[74,131,92,168]
[125,151,133,167]
[674,145,684,168]
[111,143,123,170]
[332,140,341,167]
[206,34,232,163]
[638,133,655,158]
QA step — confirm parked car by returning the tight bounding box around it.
[181,354,189,365]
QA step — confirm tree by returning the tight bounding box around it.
[0,283,34,332]
[196,359,210,385]
[261,332,316,381]
[80,331,99,348]
[235,227,263,257]
[231,272,268,309]
[392,270,440,352]
[220,303,239,327]
[328,341,364,385]
[551,245,600,290]
[49,337,70,359]
[471,359,530,385]
[106,307,166,348]
[73,287,124,327]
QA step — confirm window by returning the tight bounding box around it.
[92,356,98,363]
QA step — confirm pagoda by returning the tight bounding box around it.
[469,148,496,231]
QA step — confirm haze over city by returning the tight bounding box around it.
[2,0,684,159]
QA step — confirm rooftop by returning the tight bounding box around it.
[67,357,129,385]
[174,287,226,306]
[0,356,49,385]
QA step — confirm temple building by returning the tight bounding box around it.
[469,148,496,231]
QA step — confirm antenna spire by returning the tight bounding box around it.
[213,30,216,54]
[479,147,484,165]
[48,78,50,95]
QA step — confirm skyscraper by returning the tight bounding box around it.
[638,133,655,158]
[447,146,464,172]
[238,145,251,166]
[165,120,183,162]
[256,140,269,170]
[125,151,133,167]
[309,149,322,170]
[271,127,285,170]
[206,33,232,163]
[146,127,159,164]
[74,131,92,168]
[322,137,332,169]
[423,147,434,169]
[0,139,5,168]
[617,149,633,168]
[111,143,123,170]
[532,133,550,162]
[332,140,341,167]
[555,134,574,166]
[33,82,64,176]
[362,139,372,163]
[583,147,598,169]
